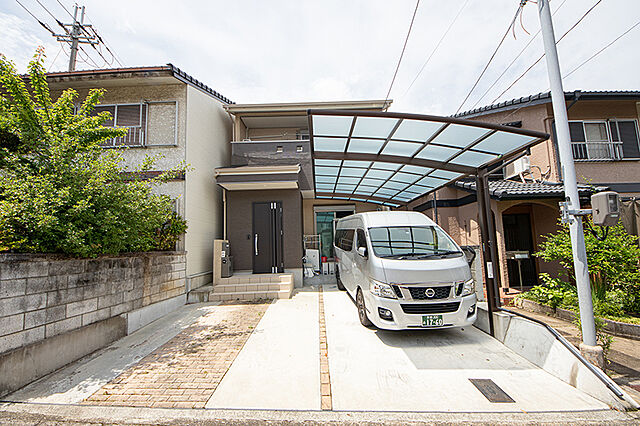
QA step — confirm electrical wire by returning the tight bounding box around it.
[14,0,55,34]
[454,1,527,114]
[488,0,603,105]
[467,0,569,111]
[47,44,64,70]
[400,0,471,100]
[384,0,421,103]
[563,19,640,79]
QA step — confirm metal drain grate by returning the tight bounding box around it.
[469,378,515,403]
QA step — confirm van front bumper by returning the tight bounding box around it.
[364,291,477,330]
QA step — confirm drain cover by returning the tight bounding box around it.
[469,378,515,403]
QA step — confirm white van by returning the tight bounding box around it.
[334,211,477,330]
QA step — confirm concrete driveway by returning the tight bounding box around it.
[1,279,626,421]
[322,284,606,412]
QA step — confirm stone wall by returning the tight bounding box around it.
[0,252,186,355]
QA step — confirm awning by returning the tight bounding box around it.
[308,110,549,207]
[215,164,300,191]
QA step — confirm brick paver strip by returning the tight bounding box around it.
[318,286,332,410]
[84,301,269,409]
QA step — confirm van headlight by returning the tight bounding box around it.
[462,278,475,296]
[369,279,397,299]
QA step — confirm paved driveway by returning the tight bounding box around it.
[2,280,615,416]
[322,284,606,412]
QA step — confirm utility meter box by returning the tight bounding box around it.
[591,191,620,226]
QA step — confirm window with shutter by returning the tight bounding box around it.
[90,103,147,147]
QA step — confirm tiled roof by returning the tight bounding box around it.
[45,64,233,104]
[454,90,640,118]
[455,179,608,200]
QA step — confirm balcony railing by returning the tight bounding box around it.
[571,141,623,161]
[100,126,145,147]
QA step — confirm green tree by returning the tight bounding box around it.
[0,49,186,257]
[536,217,640,313]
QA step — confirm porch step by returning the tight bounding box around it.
[212,282,290,293]
[186,273,294,303]
[209,289,291,302]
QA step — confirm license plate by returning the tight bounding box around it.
[422,315,443,327]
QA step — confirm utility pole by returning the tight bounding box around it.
[537,0,602,365]
[53,4,98,71]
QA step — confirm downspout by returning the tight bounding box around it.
[223,187,227,241]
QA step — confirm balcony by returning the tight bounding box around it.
[231,139,313,190]
[571,141,623,161]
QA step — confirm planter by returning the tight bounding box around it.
[514,298,640,341]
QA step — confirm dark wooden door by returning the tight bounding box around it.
[503,213,537,288]
[252,202,283,274]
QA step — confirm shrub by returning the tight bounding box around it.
[536,217,640,314]
[0,49,187,257]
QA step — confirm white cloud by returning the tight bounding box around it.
[1,0,638,115]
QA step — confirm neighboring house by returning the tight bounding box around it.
[47,65,233,290]
[406,90,640,299]
[214,100,391,287]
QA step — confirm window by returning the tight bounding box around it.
[368,226,461,258]
[93,103,148,147]
[356,229,367,251]
[335,229,354,251]
[568,120,640,161]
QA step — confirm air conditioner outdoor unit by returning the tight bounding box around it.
[504,156,531,179]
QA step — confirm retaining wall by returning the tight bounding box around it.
[0,251,186,397]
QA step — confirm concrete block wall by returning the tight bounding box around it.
[0,252,186,355]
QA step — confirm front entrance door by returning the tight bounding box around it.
[252,202,284,274]
[502,213,537,288]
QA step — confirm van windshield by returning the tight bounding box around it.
[368,226,462,259]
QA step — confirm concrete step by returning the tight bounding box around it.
[209,289,291,302]
[211,282,289,294]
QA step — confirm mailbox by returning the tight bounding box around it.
[591,191,620,227]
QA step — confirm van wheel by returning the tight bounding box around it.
[356,288,373,328]
[335,269,345,291]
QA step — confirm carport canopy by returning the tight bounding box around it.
[308,110,550,207]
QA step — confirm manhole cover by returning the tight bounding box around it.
[469,378,515,403]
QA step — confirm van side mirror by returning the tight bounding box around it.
[357,246,368,258]
[461,246,476,266]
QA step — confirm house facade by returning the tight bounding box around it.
[406,91,640,299]
[214,100,392,287]
[47,65,233,291]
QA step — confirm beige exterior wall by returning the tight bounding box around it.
[184,85,232,285]
[463,100,640,194]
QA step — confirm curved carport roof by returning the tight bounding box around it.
[308,110,550,207]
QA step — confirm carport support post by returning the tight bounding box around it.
[538,0,598,350]
[476,173,499,337]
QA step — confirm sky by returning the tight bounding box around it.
[1,0,639,115]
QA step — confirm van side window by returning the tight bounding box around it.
[356,229,366,250]
[337,229,354,251]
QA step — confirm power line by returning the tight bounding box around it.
[467,0,569,111]
[400,0,471,100]
[488,0,603,104]
[31,0,107,68]
[14,0,54,34]
[459,6,637,123]
[384,0,421,104]
[54,0,73,19]
[563,19,640,79]
[454,1,526,114]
